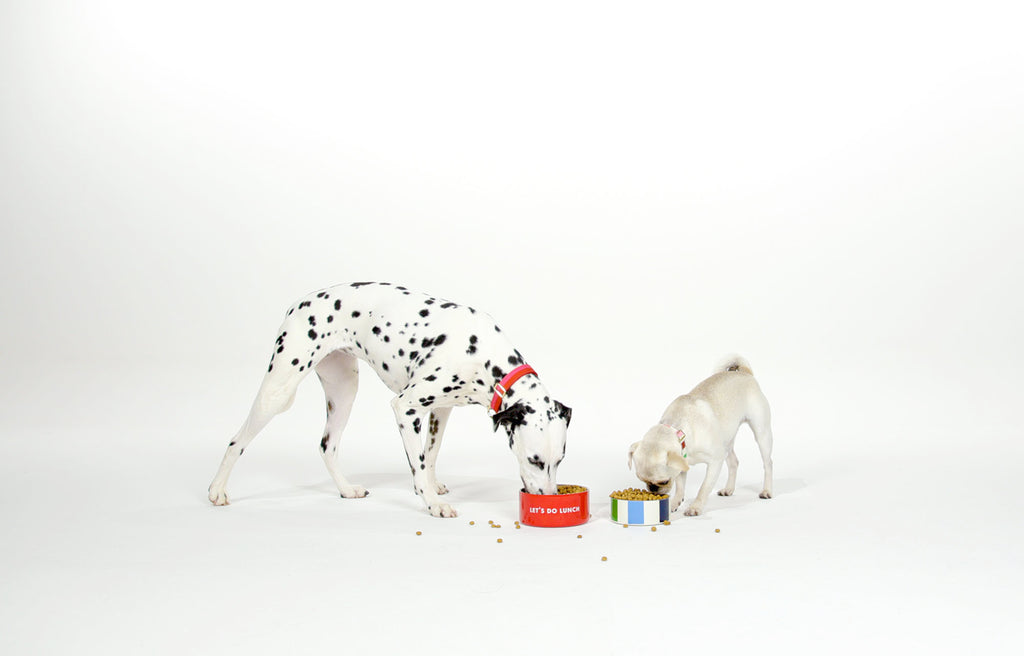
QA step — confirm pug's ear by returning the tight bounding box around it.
[667,451,690,473]
[628,442,640,471]
[492,403,530,434]
[553,400,572,428]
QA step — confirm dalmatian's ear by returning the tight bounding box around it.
[628,442,640,471]
[553,400,572,428]
[492,403,530,434]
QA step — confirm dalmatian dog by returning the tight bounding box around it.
[628,356,773,516]
[208,282,572,517]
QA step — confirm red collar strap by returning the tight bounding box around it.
[490,365,537,412]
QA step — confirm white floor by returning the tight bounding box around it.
[2,364,1020,655]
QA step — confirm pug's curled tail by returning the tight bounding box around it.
[718,355,753,375]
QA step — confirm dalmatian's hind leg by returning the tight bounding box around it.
[315,350,368,499]
[208,365,306,506]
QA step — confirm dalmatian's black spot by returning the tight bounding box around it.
[291,359,300,366]
[409,351,419,360]
[409,338,415,344]
[421,337,434,348]
[413,418,421,434]
[396,286,407,291]
[419,454,425,462]
[470,335,478,344]
[476,379,485,386]
[425,374,437,381]
[299,366,305,372]
[350,282,374,288]
[320,434,329,451]
[327,315,334,323]
[277,346,284,353]
[351,311,361,318]
[334,299,342,311]
[420,464,425,470]
[299,301,311,309]
[308,316,316,326]
[433,334,447,346]
[384,335,390,342]
[327,400,334,413]
[425,298,435,305]
[420,309,429,317]
[494,325,501,332]
[491,366,504,379]
[382,362,389,371]
[372,326,382,335]
[508,355,521,366]
[317,292,326,298]
[399,349,405,357]
[406,409,416,415]
[287,308,294,316]
[443,386,454,393]
[268,363,273,372]
[229,441,236,447]
[308,329,317,340]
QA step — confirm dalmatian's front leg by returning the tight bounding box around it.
[424,407,452,495]
[391,396,457,518]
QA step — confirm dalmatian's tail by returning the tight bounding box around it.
[718,355,753,375]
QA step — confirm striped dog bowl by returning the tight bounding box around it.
[610,496,669,525]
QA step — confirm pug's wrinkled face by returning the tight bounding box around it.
[628,425,689,495]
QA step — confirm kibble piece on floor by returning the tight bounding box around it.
[623,524,629,528]
[651,527,657,532]
[416,531,422,535]
[715,528,721,533]
[497,538,503,543]
[601,556,608,561]
[577,534,582,539]
[469,521,475,525]
[663,521,671,526]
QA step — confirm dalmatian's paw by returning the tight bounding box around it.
[683,505,704,517]
[428,503,458,518]
[434,482,450,495]
[340,485,369,499]
[209,488,230,506]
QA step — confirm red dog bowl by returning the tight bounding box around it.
[519,486,590,527]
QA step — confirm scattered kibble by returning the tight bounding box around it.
[623,524,629,528]
[609,488,668,501]
[497,538,503,543]
[663,520,671,526]
[601,556,607,561]
[416,531,422,535]
[715,528,721,533]
[469,521,475,525]
[651,527,657,532]
[577,534,582,539]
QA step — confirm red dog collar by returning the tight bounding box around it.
[490,365,537,412]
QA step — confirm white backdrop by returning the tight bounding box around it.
[2,1,1022,654]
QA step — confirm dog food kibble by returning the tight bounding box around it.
[609,488,668,501]
[663,521,671,526]
[651,526,657,532]
[469,521,475,525]
[497,538,503,543]
[416,531,422,535]
[715,528,721,533]
[557,485,587,494]
[577,534,582,539]
[623,524,629,528]
[601,556,608,561]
